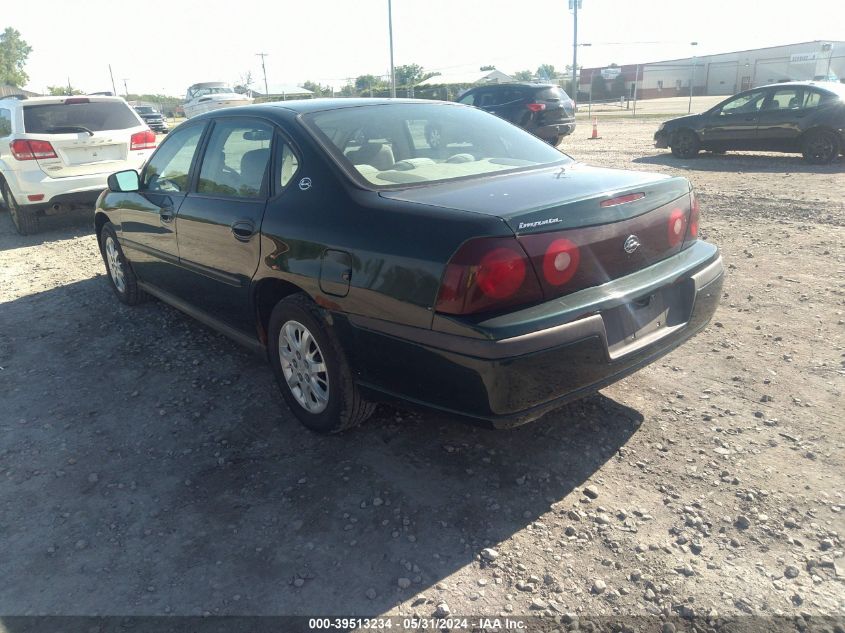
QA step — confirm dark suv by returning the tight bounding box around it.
[449,83,575,146]
[133,105,169,134]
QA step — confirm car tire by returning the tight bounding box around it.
[2,181,38,235]
[98,222,146,305]
[670,129,701,159]
[801,129,839,165]
[268,293,374,434]
[552,135,565,147]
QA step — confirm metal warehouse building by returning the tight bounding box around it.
[579,40,844,101]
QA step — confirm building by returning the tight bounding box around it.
[0,85,40,98]
[579,40,844,101]
[252,84,314,101]
[416,69,513,88]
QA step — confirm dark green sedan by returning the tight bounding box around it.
[95,99,723,433]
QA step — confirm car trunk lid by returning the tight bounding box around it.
[383,162,695,303]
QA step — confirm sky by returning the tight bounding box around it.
[5,0,844,96]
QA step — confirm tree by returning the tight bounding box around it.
[513,70,534,81]
[234,71,254,95]
[354,74,385,95]
[536,64,556,81]
[339,82,356,97]
[590,73,608,99]
[394,64,427,89]
[480,65,496,71]
[302,80,332,97]
[0,27,32,87]
[47,84,84,96]
[611,72,627,98]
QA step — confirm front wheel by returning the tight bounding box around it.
[2,181,38,235]
[98,222,146,305]
[268,294,374,434]
[801,129,839,164]
[670,129,701,158]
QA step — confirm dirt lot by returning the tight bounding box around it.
[0,118,843,628]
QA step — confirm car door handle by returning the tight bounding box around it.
[231,220,255,242]
[158,198,174,223]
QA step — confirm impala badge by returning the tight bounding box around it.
[623,235,641,254]
[299,177,312,191]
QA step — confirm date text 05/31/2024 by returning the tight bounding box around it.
[307,617,527,630]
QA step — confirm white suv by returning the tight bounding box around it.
[0,95,156,234]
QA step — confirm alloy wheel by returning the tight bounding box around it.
[105,236,126,293]
[807,136,835,163]
[278,320,330,413]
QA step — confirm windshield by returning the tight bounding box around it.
[188,86,232,99]
[134,106,155,114]
[302,103,570,188]
[23,101,140,133]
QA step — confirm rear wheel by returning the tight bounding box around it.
[268,294,374,434]
[801,129,839,164]
[2,181,38,235]
[670,129,701,159]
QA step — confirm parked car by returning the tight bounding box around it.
[133,105,169,134]
[95,99,723,434]
[433,83,575,146]
[0,95,155,234]
[654,81,845,164]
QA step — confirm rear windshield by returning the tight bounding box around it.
[536,86,571,101]
[302,103,569,189]
[23,101,140,133]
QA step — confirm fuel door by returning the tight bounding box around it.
[319,249,353,297]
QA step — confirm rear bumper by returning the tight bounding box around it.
[4,162,145,212]
[340,241,723,428]
[536,121,576,141]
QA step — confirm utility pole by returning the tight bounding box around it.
[108,64,117,96]
[388,0,396,98]
[571,0,580,103]
[256,52,269,98]
[123,78,129,98]
[688,41,698,114]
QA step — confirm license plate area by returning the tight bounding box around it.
[603,280,694,358]
[64,144,123,165]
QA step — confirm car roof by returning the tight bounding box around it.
[465,82,558,91]
[0,95,131,107]
[756,80,845,95]
[186,98,466,121]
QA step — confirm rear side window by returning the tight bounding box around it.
[22,101,140,133]
[0,108,11,137]
[197,119,273,198]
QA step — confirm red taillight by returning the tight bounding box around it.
[542,238,581,286]
[667,208,686,247]
[130,130,157,151]
[526,102,546,112]
[476,247,527,299]
[435,238,543,315]
[64,97,90,105]
[687,192,700,240]
[10,139,58,161]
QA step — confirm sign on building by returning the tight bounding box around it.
[790,53,819,64]
[600,67,622,79]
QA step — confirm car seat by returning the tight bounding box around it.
[347,142,395,171]
[239,148,270,196]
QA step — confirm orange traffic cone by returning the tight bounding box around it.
[588,117,601,140]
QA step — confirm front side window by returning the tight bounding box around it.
[303,103,569,189]
[719,90,766,115]
[197,119,273,198]
[0,108,11,137]
[143,124,204,193]
[23,101,140,133]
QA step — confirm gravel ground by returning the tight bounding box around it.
[0,118,843,628]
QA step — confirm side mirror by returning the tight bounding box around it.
[108,169,140,192]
